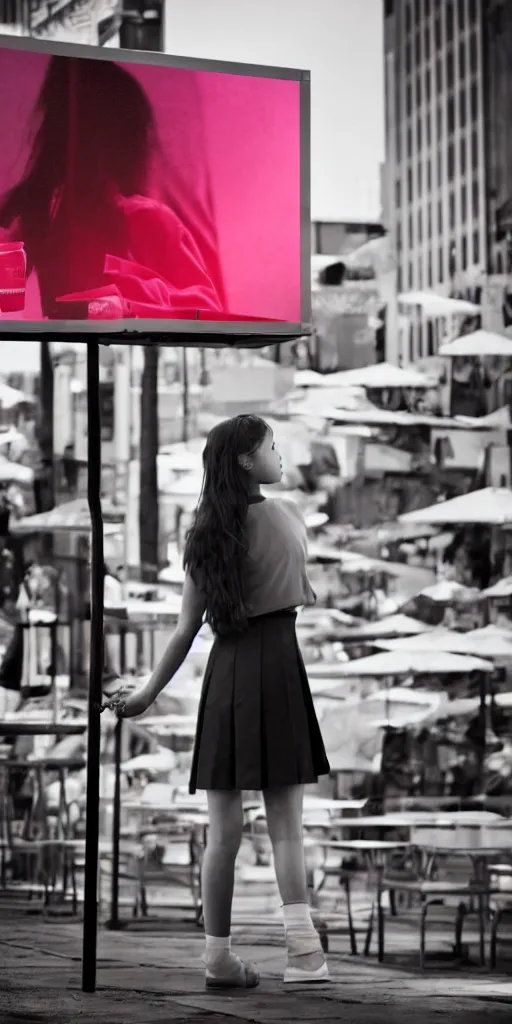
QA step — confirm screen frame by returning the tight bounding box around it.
[0,33,311,346]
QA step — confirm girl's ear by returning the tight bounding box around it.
[237,454,253,471]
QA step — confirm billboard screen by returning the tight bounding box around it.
[0,36,310,343]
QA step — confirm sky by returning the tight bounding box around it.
[1,0,385,373]
[165,0,385,223]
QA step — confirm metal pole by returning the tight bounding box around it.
[107,627,126,930]
[82,340,105,993]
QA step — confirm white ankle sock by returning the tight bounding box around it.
[203,934,244,978]
[282,902,323,957]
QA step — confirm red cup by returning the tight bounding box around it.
[0,241,26,312]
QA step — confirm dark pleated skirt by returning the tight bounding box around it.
[189,609,331,793]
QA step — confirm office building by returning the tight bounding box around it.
[383,0,487,362]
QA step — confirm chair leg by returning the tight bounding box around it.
[344,876,358,956]
[377,890,385,962]
[454,901,467,959]
[363,901,374,957]
[419,900,429,970]
[490,907,503,970]
[389,887,397,917]
[477,892,486,967]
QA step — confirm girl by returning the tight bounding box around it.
[106,414,331,989]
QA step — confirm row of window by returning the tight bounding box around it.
[403,0,479,43]
[400,27,479,84]
[396,86,479,165]
[397,230,481,291]
[401,46,479,120]
[396,133,480,206]
[397,183,480,247]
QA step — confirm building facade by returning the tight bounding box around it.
[383,0,487,363]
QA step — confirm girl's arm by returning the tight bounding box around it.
[117,572,207,717]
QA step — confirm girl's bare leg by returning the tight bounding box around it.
[263,784,326,975]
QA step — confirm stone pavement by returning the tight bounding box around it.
[1,907,512,1024]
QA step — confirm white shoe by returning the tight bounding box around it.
[283,959,330,984]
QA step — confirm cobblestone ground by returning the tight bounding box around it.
[1,906,512,1023]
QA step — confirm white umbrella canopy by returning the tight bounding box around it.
[398,291,480,317]
[417,580,482,603]
[439,329,512,358]
[0,381,36,409]
[342,613,434,639]
[400,487,512,526]
[316,362,430,390]
[121,748,177,774]
[0,458,33,485]
[483,576,512,599]
[378,625,512,660]
[307,648,493,679]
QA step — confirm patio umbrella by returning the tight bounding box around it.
[377,625,512,660]
[315,362,430,390]
[398,292,480,317]
[416,580,482,604]
[483,576,512,599]
[400,487,512,526]
[0,458,33,485]
[12,497,123,535]
[306,648,493,679]
[121,748,177,774]
[340,613,434,640]
[439,329,512,358]
[0,382,36,409]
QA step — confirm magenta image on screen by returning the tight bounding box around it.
[0,44,303,330]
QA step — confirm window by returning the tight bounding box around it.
[397,266,403,292]
[384,0,394,15]
[469,0,477,24]
[449,191,455,230]
[408,166,413,200]
[462,235,467,270]
[436,57,443,93]
[415,30,421,64]
[457,0,465,32]
[416,74,422,107]
[395,179,401,207]
[418,208,423,243]
[437,147,443,184]
[438,199,443,233]
[409,325,415,363]
[446,1,454,41]
[406,42,412,73]
[396,127,401,161]
[418,256,423,291]
[471,82,478,121]
[424,22,431,60]
[473,229,480,263]
[427,159,432,190]
[448,95,455,134]
[417,320,423,357]
[397,222,402,250]
[426,111,432,146]
[407,125,413,157]
[427,204,432,238]
[459,87,466,128]
[437,104,443,139]
[418,160,423,194]
[408,260,414,288]
[438,245,444,281]
[460,135,466,174]
[447,50,454,90]
[471,128,478,168]
[428,254,433,287]
[472,178,479,218]
[407,82,412,116]
[470,31,478,74]
[496,251,503,275]
[425,67,431,102]
[405,1,412,31]
[427,321,435,354]
[417,116,422,148]
[459,39,466,80]
[448,141,455,180]
[435,15,442,48]
[461,183,467,220]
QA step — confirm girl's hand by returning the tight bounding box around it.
[99,687,149,719]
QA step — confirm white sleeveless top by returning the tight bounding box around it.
[244,497,316,617]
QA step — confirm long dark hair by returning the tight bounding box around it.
[183,415,269,635]
[0,55,161,272]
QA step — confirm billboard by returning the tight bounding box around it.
[0,35,310,343]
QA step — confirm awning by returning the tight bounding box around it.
[314,362,430,390]
[439,329,512,358]
[400,487,512,526]
[398,291,480,317]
